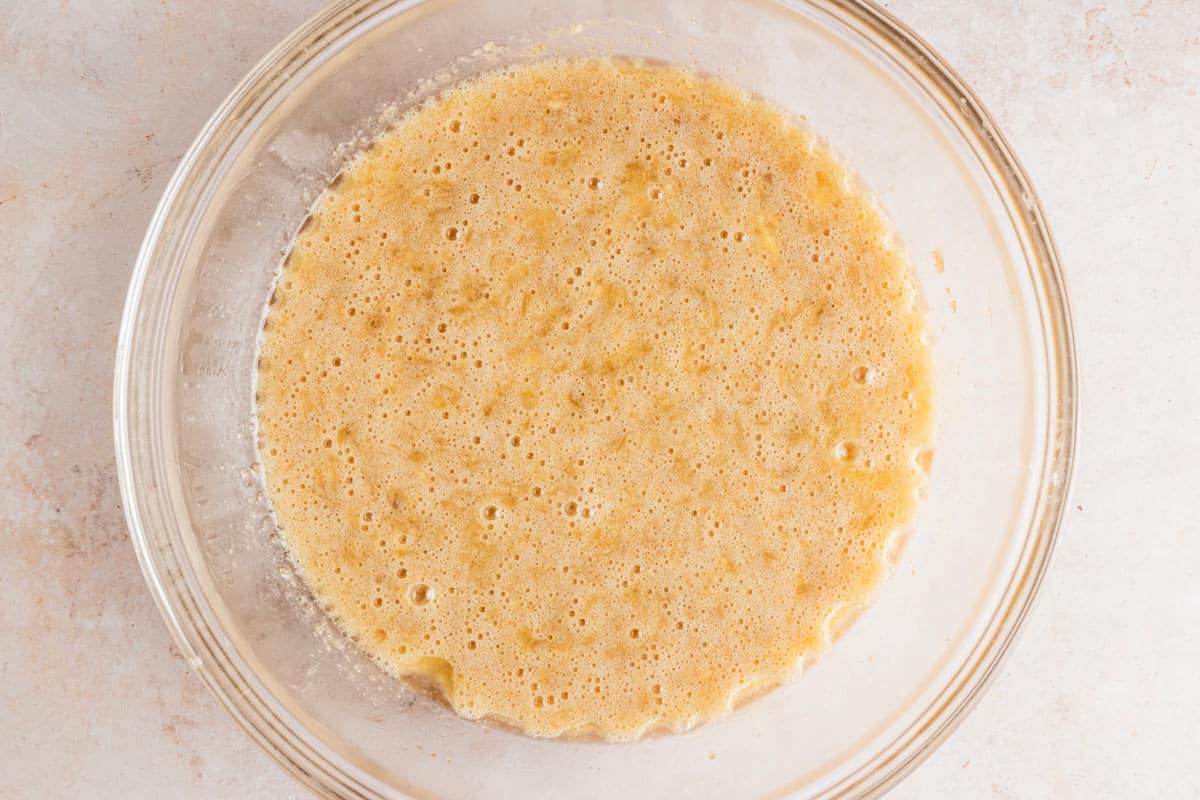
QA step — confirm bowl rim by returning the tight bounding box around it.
[114,1,1078,797]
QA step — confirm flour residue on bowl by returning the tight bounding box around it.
[255,57,934,741]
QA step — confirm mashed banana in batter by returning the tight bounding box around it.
[256,58,934,740]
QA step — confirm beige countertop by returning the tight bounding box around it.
[2,1,1197,797]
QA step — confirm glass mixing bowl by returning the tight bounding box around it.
[114,0,1077,797]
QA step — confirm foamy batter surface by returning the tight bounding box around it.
[257,58,934,740]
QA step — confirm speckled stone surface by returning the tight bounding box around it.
[1,1,1196,797]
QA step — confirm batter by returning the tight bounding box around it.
[256,58,934,740]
